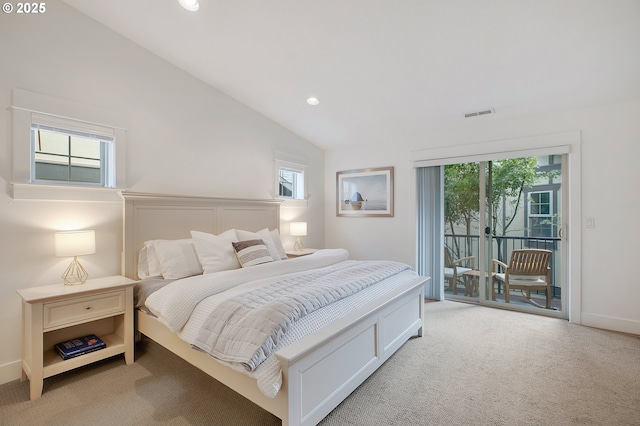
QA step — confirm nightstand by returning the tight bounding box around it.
[16,275,136,400]
[286,248,319,258]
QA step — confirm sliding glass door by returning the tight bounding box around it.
[442,154,566,316]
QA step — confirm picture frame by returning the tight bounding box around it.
[336,166,394,217]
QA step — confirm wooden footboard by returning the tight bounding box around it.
[136,276,426,426]
[277,276,425,425]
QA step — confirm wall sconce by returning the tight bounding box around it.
[290,222,307,252]
[55,230,96,285]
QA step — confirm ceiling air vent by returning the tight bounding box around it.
[464,108,495,118]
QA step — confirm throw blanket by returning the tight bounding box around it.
[192,259,411,371]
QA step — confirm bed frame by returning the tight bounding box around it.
[122,192,426,426]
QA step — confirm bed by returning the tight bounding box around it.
[122,192,427,426]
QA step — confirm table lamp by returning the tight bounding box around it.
[55,230,95,285]
[290,222,307,251]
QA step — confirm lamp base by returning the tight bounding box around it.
[62,257,89,286]
[294,237,305,251]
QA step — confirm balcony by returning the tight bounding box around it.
[445,234,562,310]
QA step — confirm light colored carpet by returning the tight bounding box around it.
[1,301,639,425]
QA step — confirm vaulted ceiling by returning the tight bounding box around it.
[63,0,640,149]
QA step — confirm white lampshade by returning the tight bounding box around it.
[55,230,96,257]
[290,222,307,237]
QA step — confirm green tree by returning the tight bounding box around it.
[445,158,540,258]
[444,163,479,256]
[488,157,539,236]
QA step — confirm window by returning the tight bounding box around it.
[11,88,126,200]
[529,190,551,216]
[276,160,306,200]
[528,190,553,237]
[31,122,115,187]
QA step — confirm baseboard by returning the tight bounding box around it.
[581,312,640,336]
[0,360,22,385]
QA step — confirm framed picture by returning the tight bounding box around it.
[336,167,394,217]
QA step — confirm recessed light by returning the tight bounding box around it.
[306,97,320,106]
[178,0,199,11]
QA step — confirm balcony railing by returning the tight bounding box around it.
[445,234,561,297]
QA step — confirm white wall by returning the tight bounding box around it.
[0,0,324,384]
[325,98,640,335]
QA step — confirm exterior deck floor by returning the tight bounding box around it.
[444,283,563,311]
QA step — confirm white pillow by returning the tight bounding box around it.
[269,228,288,260]
[137,240,163,279]
[236,228,282,262]
[232,239,274,268]
[153,239,203,280]
[137,244,150,279]
[191,229,240,274]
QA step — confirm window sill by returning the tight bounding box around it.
[279,198,308,208]
[10,183,124,202]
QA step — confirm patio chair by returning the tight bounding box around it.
[491,249,552,308]
[444,247,475,295]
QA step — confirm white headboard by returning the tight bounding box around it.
[121,192,281,280]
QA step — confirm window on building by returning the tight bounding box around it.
[276,161,306,200]
[31,122,115,187]
[528,190,553,237]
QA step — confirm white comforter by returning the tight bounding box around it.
[146,249,350,332]
[145,249,420,397]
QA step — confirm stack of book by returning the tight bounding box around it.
[54,334,106,360]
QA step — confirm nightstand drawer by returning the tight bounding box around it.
[43,290,125,330]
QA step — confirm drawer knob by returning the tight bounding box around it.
[85,306,92,310]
